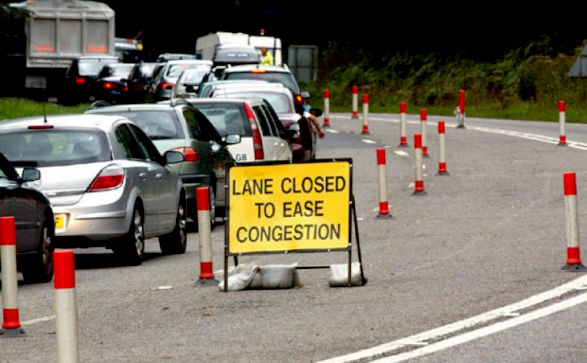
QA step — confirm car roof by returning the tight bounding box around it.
[86,103,182,114]
[165,59,213,66]
[0,114,129,133]
[218,83,291,94]
[186,98,252,106]
[224,65,291,73]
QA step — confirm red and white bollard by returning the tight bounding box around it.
[562,173,585,271]
[413,134,426,195]
[1,216,24,337]
[196,186,217,284]
[420,109,428,157]
[351,85,359,119]
[362,94,370,134]
[457,89,466,128]
[437,121,449,176]
[376,148,392,218]
[399,102,408,147]
[558,100,567,146]
[323,89,331,127]
[54,250,79,362]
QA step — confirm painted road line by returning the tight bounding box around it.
[319,274,587,363]
[394,150,409,156]
[376,291,587,362]
[21,315,55,326]
[362,139,377,144]
[326,129,340,134]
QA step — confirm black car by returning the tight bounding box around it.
[0,152,54,283]
[95,63,135,104]
[61,56,118,105]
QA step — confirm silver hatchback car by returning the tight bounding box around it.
[0,114,187,265]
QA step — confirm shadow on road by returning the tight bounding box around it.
[73,251,161,270]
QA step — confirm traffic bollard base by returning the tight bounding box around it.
[198,278,219,286]
[557,142,567,147]
[0,328,26,338]
[437,171,450,176]
[456,125,466,129]
[561,263,586,272]
[398,143,408,147]
[412,190,427,196]
[376,213,393,219]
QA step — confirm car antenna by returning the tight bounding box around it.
[43,100,48,124]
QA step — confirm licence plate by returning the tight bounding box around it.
[55,214,66,231]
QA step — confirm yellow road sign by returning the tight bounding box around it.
[228,161,351,254]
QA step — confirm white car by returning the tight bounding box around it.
[187,98,293,162]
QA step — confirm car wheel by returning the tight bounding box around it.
[159,195,187,254]
[115,207,145,266]
[21,218,54,284]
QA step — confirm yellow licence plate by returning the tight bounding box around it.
[55,215,65,230]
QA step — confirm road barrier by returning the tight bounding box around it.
[323,89,331,127]
[437,121,449,175]
[413,134,426,195]
[399,102,408,147]
[197,186,216,284]
[351,85,359,119]
[456,89,466,128]
[362,94,370,134]
[559,100,567,146]
[0,216,25,337]
[376,148,392,218]
[420,109,429,157]
[54,250,79,362]
[562,173,585,271]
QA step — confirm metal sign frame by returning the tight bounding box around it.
[223,158,364,292]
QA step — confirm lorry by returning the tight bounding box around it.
[3,0,115,95]
[195,31,283,66]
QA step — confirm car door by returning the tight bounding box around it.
[251,104,278,160]
[128,124,177,233]
[262,103,291,160]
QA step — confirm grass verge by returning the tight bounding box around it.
[0,98,90,121]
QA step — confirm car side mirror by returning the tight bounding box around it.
[21,168,41,182]
[301,91,311,99]
[224,134,241,145]
[310,108,323,117]
[164,150,184,164]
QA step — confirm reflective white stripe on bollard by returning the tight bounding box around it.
[437,121,449,175]
[351,85,359,119]
[54,250,79,362]
[1,216,24,337]
[420,109,428,157]
[562,173,585,271]
[323,89,330,127]
[413,134,426,195]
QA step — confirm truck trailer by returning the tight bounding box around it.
[195,31,283,66]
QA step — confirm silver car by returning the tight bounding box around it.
[0,114,187,265]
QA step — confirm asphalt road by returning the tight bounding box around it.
[2,111,587,362]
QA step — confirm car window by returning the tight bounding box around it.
[0,130,111,167]
[252,105,272,136]
[115,124,147,160]
[182,107,221,142]
[223,71,300,94]
[79,61,111,76]
[128,124,163,163]
[224,91,293,113]
[260,105,279,135]
[0,153,18,181]
[96,110,184,140]
[263,103,286,133]
[192,103,251,137]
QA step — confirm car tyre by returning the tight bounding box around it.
[115,206,145,266]
[21,218,54,284]
[159,194,187,254]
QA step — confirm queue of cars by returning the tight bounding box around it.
[0,51,324,283]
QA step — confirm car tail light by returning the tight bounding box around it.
[28,125,54,130]
[89,166,124,192]
[160,82,174,90]
[294,93,304,104]
[75,77,86,85]
[103,81,117,90]
[244,103,264,160]
[122,84,129,92]
[251,69,266,74]
[170,146,199,162]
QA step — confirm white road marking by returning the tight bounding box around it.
[319,274,587,363]
[326,129,340,134]
[394,150,409,156]
[362,139,377,144]
[21,315,55,326]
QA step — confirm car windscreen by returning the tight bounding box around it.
[94,110,185,140]
[223,91,293,113]
[0,130,111,167]
[166,64,210,78]
[78,60,115,76]
[223,71,300,94]
[191,103,252,137]
[103,64,134,78]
